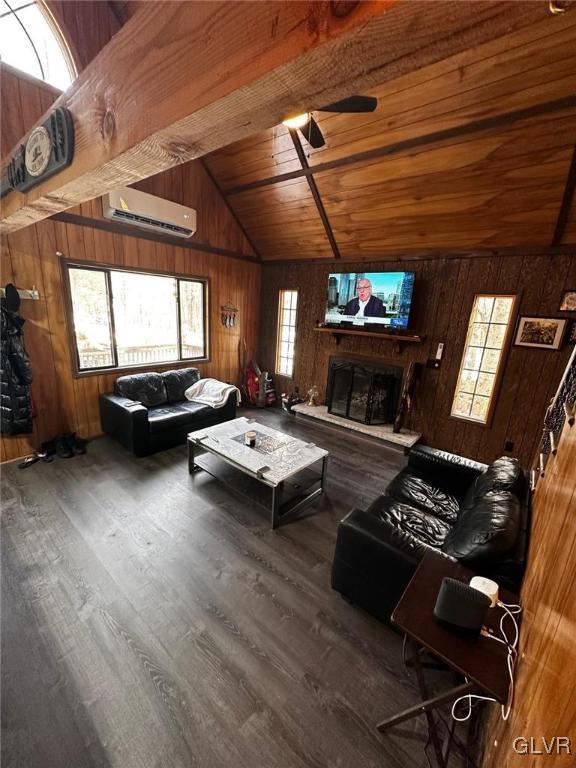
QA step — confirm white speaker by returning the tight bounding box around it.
[469,576,499,607]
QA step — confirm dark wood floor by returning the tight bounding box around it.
[1,407,455,768]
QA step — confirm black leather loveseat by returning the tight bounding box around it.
[99,368,237,457]
[331,445,530,624]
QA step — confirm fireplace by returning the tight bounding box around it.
[326,357,403,425]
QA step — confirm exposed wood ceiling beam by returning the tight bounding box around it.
[226,95,576,196]
[259,244,576,267]
[552,145,576,246]
[1,0,556,234]
[288,129,341,259]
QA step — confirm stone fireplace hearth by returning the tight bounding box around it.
[292,356,421,452]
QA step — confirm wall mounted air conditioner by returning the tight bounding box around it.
[103,187,197,239]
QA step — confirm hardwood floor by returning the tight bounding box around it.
[1,407,451,768]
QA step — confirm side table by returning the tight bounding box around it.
[377,551,518,767]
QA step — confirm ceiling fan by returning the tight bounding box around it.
[281,95,377,149]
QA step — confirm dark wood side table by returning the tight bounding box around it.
[377,551,518,768]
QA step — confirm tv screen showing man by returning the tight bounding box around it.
[324,271,415,329]
[344,278,386,318]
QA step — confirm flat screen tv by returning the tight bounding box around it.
[325,271,415,330]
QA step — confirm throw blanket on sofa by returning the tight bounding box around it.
[185,378,241,408]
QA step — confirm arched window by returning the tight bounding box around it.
[0,0,76,90]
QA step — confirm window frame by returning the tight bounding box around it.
[450,292,518,428]
[275,289,298,377]
[62,258,210,378]
[0,0,78,89]
[37,0,78,82]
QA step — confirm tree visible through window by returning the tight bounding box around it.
[451,294,516,424]
[66,264,207,373]
[276,290,298,376]
[0,0,76,89]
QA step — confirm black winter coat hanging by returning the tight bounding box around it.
[1,305,33,435]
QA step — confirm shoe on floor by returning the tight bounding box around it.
[65,432,87,455]
[55,434,74,459]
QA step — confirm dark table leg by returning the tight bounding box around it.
[270,456,327,530]
[376,680,476,732]
[188,440,200,474]
[271,482,282,529]
[321,455,328,491]
[376,638,476,768]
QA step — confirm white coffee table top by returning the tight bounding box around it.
[188,416,328,486]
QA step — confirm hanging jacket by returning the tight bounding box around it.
[1,305,33,435]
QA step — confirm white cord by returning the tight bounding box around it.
[451,600,522,723]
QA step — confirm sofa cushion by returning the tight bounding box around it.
[460,456,527,517]
[161,368,200,403]
[442,490,520,567]
[115,372,167,407]
[147,401,214,434]
[367,496,452,559]
[386,468,459,524]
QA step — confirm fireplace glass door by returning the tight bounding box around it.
[327,361,401,425]
[329,366,353,418]
[348,369,371,421]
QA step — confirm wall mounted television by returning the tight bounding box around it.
[325,271,415,330]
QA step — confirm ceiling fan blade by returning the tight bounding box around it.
[299,116,325,149]
[319,95,378,113]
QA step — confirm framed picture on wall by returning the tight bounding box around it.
[559,290,576,312]
[569,321,576,345]
[514,316,567,350]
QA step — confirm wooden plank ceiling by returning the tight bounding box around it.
[204,12,576,260]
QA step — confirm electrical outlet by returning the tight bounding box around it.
[504,441,514,452]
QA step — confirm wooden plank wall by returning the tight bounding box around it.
[46,0,121,71]
[67,163,256,258]
[259,255,576,466]
[482,361,576,767]
[1,66,260,463]
[1,219,260,463]
[0,64,61,159]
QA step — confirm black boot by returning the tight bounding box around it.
[55,434,74,459]
[65,432,87,455]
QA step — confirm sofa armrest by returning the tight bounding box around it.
[335,507,420,572]
[332,507,423,623]
[225,389,238,407]
[408,444,487,497]
[99,393,149,456]
[220,390,238,417]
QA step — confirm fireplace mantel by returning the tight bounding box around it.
[314,326,424,353]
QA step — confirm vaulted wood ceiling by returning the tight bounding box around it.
[204,11,576,261]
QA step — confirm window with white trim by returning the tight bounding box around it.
[65,263,207,374]
[451,294,516,424]
[0,0,76,89]
[276,290,298,376]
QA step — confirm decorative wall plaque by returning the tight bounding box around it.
[25,126,52,177]
[1,107,74,198]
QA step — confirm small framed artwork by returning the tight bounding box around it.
[559,290,576,312]
[514,316,567,350]
[569,321,576,344]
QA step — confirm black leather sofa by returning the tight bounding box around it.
[99,368,237,457]
[331,445,530,624]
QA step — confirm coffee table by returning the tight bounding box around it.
[187,417,329,528]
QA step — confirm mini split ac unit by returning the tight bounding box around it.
[103,187,197,239]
